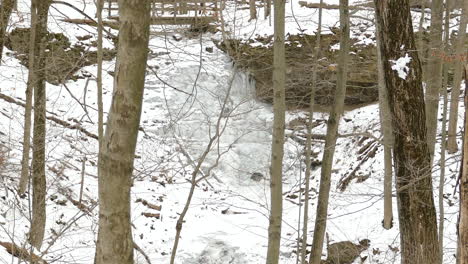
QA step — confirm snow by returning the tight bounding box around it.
[0,1,463,264]
[390,53,412,80]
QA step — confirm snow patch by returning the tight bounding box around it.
[390,53,412,80]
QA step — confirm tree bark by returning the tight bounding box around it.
[97,0,104,147]
[18,0,39,195]
[249,0,257,20]
[0,0,16,63]
[374,1,441,263]
[95,0,150,263]
[417,0,426,81]
[437,3,451,260]
[29,0,50,250]
[447,0,467,153]
[264,0,271,19]
[94,1,103,261]
[265,0,286,263]
[301,1,323,263]
[309,1,349,263]
[425,0,444,163]
[458,66,468,264]
[376,18,394,230]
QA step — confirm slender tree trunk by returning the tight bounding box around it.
[438,3,451,261]
[18,0,39,195]
[94,1,104,261]
[309,1,349,263]
[0,0,16,63]
[447,0,467,153]
[417,0,426,81]
[97,0,104,147]
[265,0,286,263]
[249,0,256,20]
[301,2,323,263]
[95,0,150,263]
[29,0,50,250]
[458,66,468,264]
[374,1,441,263]
[376,18,394,230]
[264,0,271,19]
[425,0,444,163]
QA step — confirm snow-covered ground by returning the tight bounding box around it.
[0,0,464,263]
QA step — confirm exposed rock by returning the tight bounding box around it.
[324,239,370,264]
[5,27,116,85]
[250,172,264,181]
[216,34,379,109]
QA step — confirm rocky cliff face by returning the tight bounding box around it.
[6,27,116,85]
[216,33,379,109]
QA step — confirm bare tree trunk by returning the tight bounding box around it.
[458,66,468,264]
[309,1,349,263]
[0,0,16,63]
[94,0,103,249]
[18,0,39,195]
[376,18,394,230]
[97,0,104,147]
[438,3,451,260]
[425,0,444,163]
[440,20,451,257]
[95,0,150,263]
[447,0,467,153]
[264,0,271,19]
[301,2,323,263]
[374,1,441,263]
[29,0,50,250]
[249,0,256,20]
[417,0,426,81]
[265,0,286,263]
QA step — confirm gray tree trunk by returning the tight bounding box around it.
[94,3,103,261]
[458,66,468,264]
[265,0,286,263]
[438,3,451,260]
[301,1,323,263]
[308,1,349,263]
[18,0,39,195]
[0,0,16,63]
[425,0,444,163]
[447,0,467,153]
[29,0,50,250]
[95,0,150,263]
[376,18,394,230]
[249,0,256,20]
[264,0,271,19]
[417,0,426,81]
[97,0,104,147]
[374,0,441,263]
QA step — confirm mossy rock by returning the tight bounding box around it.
[217,34,380,109]
[6,27,116,85]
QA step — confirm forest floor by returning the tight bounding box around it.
[0,0,464,263]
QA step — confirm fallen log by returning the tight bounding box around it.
[60,18,119,30]
[0,241,48,264]
[298,1,373,10]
